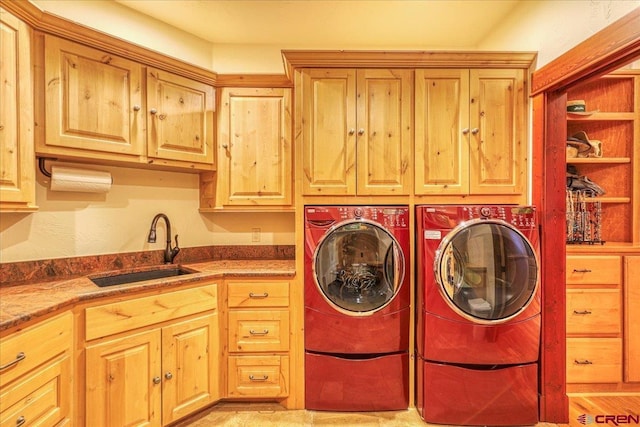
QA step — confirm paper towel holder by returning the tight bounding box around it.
[38,157,55,178]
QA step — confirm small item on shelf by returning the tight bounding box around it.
[567,99,599,115]
[566,189,604,245]
[567,131,603,158]
[566,165,606,196]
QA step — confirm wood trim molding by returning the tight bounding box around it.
[1,0,218,85]
[531,6,640,95]
[216,74,293,88]
[281,50,537,78]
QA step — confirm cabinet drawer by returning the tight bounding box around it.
[0,355,71,427]
[228,281,289,308]
[228,310,289,352]
[227,355,289,398]
[566,338,621,383]
[85,284,217,340]
[566,289,621,335]
[0,312,72,389]
[566,255,621,285]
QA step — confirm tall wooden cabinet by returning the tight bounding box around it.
[201,87,292,209]
[565,70,640,392]
[415,68,527,197]
[0,8,36,212]
[300,68,412,196]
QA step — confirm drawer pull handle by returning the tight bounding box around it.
[0,352,25,371]
[573,310,592,315]
[574,359,593,365]
[249,329,269,336]
[249,292,269,299]
[249,375,269,381]
[16,416,26,427]
[573,268,592,273]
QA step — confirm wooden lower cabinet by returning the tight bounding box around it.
[84,284,220,426]
[624,256,640,382]
[225,279,291,401]
[0,312,73,427]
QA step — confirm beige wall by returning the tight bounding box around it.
[1,1,639,263]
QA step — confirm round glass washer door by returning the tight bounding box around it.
[434,219,538,324]
[313,220,405,316]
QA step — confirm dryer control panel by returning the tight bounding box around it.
[307,206,409,229]
[463,205,536,229]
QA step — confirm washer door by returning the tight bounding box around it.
[313,220,405,316]
[435,219,538,324]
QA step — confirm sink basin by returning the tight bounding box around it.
[90,266,196,287]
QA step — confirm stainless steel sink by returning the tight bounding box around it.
[90,265,196,287]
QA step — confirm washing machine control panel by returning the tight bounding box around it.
[463,205,536,229]
[332,206,409,228]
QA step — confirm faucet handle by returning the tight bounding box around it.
[170,234,180,263]
[174,234,180,249]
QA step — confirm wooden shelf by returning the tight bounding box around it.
[567,112,636,121]
[567,157,631,164]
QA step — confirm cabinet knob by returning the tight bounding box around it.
[462,128,470,135]
[165,372,173,380]
[153,376,161,384]
[16,416,26,427]
[471,128,479,135]
[133,105,141,112]
[150,108,158,115]
[358,128,365,135]
[348,129,355,135]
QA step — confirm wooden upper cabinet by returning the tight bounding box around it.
[301,68,412,196]
[146,67,215,167]
[216,87,292,207]
[469,69,526,195]
[301,69,356,195]
[41,35,145,158]
[415,68,526,197]
[0,8,36,211]
[415,69,469,195]
[356,69,412,195]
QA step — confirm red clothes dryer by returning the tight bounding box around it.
[304,206,410,411]
[415,205,540,426]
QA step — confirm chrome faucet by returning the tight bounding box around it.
[147,213,180,264]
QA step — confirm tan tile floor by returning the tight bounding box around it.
[177,402,558,427]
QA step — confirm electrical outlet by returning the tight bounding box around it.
[251,227,261,242]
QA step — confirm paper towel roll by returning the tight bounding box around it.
[50,165,112,193]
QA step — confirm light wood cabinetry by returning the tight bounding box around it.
[84,284,220,426]
[225,279,290,399]
[300,68,412,196]
[200,87,292,210]
[0,312,73,427]
[415,68,527,198]
[37,35,215,171]
[0,8,36,212]
[565,70,640,392]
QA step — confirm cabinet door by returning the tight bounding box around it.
[86,329,161,427]
[469,69,526,195]
[218,87,292,206]
[356,69,412,195]
[161,314,220,425]
[301,69,356,195]
[415,69,469,195]
[0,9,36,211]
[42,35,145,158]
[625,256,640,382]
[146,67,214,167]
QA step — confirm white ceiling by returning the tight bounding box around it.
[114,0,522,48]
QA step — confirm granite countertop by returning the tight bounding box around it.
[0,259,296,332]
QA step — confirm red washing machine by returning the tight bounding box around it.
[304,206,410,411]
[415,205,540,426]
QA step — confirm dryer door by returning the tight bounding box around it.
[435,219,538,324]
[313,220,405,315]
